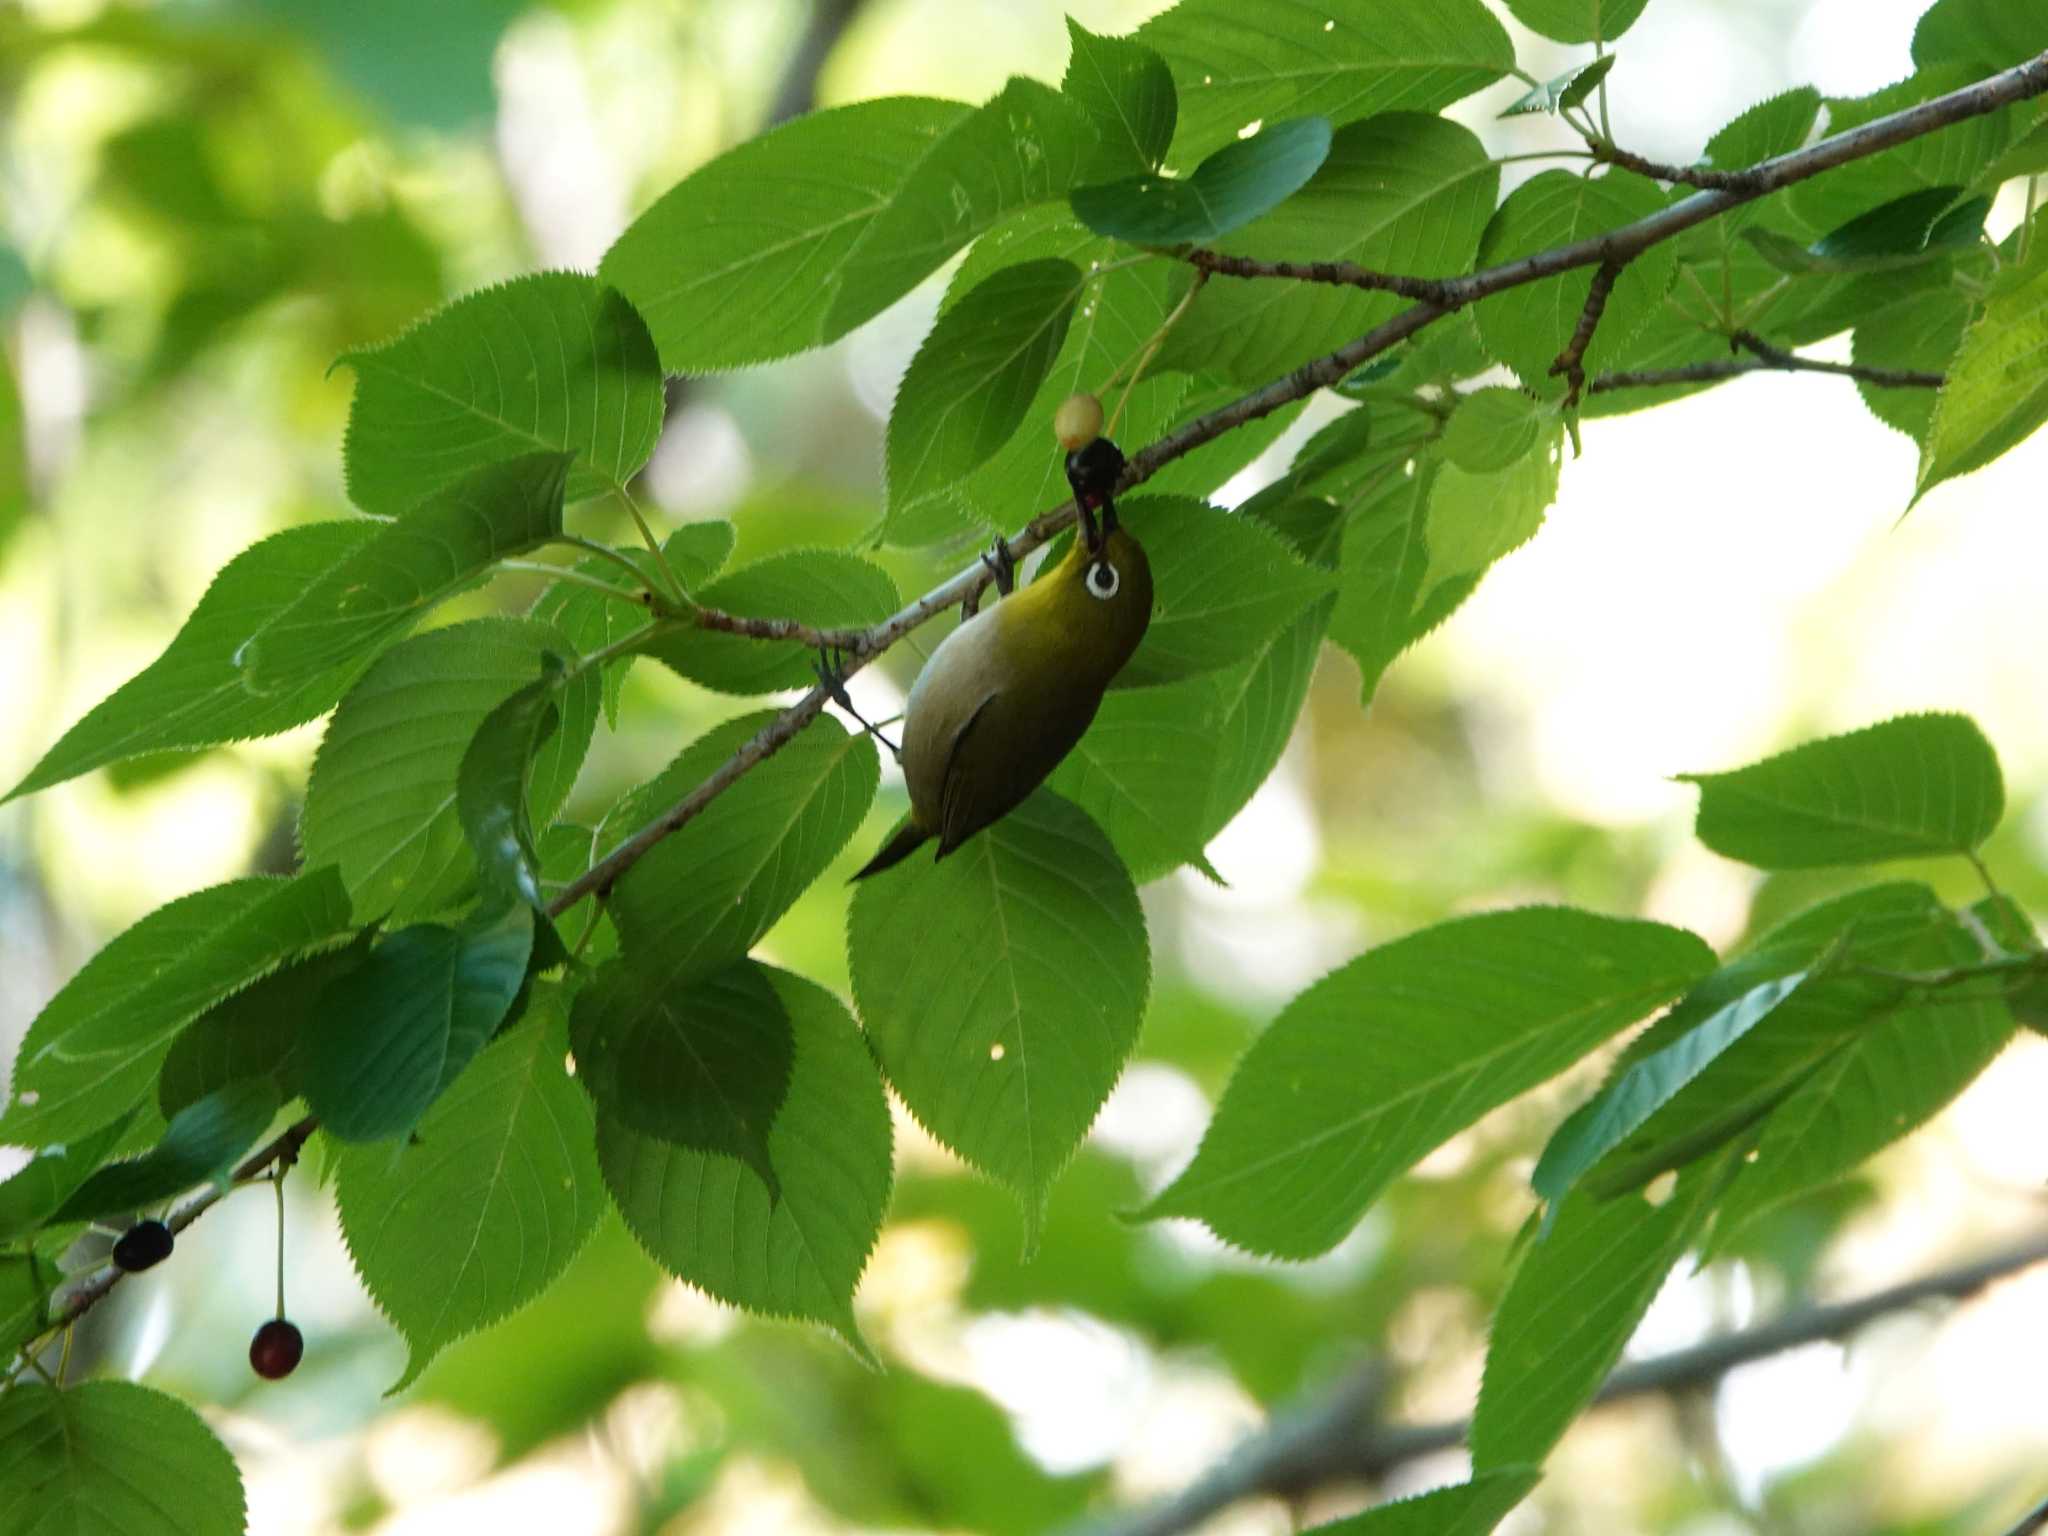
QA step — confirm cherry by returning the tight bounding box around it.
[1053,390,1104,452]
[249,1318,304,1380]
[111,1219,174,1273]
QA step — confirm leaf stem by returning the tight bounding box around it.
[1106,269,1208,437]
[500,559,656,608]
[611,488,688,602]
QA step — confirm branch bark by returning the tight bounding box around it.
[1062,1231,2048,1536]
[43,45,2048,1347]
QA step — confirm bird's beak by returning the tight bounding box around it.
[1076,499,1103,556]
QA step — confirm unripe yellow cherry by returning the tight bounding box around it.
[1053,391,1104,451]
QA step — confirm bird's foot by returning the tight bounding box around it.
[963,536,1015,620]
[815,647,901,760]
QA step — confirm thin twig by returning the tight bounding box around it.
[1729,328,1946,388]
[689,608,871,651]
[1177,247,1455,304]
[43,1119,316,1338]
[1062,1231,2048,1536]
[1589,137,1765,192]
[1550,257,1626,406]
[1589,352,1945,395]
[2003,1493,2048,1536]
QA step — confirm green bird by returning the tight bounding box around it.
[853,403,1153,878]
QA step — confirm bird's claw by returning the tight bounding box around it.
[815,646,901,760]
[963,537,1015,619]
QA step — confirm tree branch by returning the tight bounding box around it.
[1062,1231,2048,1536]
[1590,351,1946,395]
[2003,1493,2048,1536]
[1550,257,1625,405]
[1588,137,1763,192]
[44,45,2048,1348]
[1177,247,1454,304]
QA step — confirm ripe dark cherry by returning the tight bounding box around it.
[111,1219,174,1273]
[249,1318,304,1380]
[1065,436,1126,507]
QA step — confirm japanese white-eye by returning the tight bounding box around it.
[853,396,1153,878]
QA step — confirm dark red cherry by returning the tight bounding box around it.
[249,1318,304,1379]
[111,1219,174,1273]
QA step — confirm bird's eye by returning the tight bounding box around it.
[1085,561,1120,600]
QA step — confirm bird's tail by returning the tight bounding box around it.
[851,816,931,881]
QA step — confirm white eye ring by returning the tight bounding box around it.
[1085,561,1120,600]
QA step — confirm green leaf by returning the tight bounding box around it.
[1533,971,1805,1206]
[241,452,572,695]
[340,274,664,516]
[1328,450,1478,705]
[0,1113,138,1244]
[1706,88,1824,172]
[55,1080,279,1222]
[891,209,1184,544]
[337,992,604,1390]
[1472,1161,1727,1471]
[1134,0,1514,162]
[1111,496,1333,687]
[1047,673,1230,882]
[1583,884,1965,1194]
[1791,68,2012,236]
[1917,266,2048,500]
[157,941,367,1118]
[607,713,879,991]
[1304,1470,1541,1536]
[1062,19,1177,173]
[1709,967,2016,1243]
[1474,170,1680,395]
[1141,908,1715,1258]
[458,661,569,909]
[1499,54,1617,118]
[644,550,899,695]
[1844,265,1970,441]
[886,259,1081,514]
[301,907,534,1143]
[0,1381,246,1536]
[849,792,1149,1244]
[302,618,596,922]
[825,78,1119,339]
[1746,185,1983,276]
[1681,712,2004,868]
[1163,112,1497,385]
[1441,388,1550,472]
[568,960,793,1189]
[1421,429,1563,597]
[1070,116,1333,244]
[529,523,735,726]
[599,97,972,371]
[599,963,891,1355]
[7,521,377,799]
[0,869,353,1145]
[1504,0,1650,42]
[1912,0,2048,72]
[0,1256,52,1358]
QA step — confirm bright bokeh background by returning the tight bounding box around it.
[3,1,2046,1533]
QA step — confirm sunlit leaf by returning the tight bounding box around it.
[302,618,596,922]
[337,993,603,1390]
[1681,712,2003,867]
[1142,908,1714,1258]
[600,964,891,1355]
[849,792,1148,1246]
[0,1381,245,1536]
[340,274,663,515]
[600,97,972,371]
[1062,19,1177,173]
[0,869,353,1145]
[301,907,534,1143]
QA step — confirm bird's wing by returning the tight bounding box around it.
[935,694,998,858]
